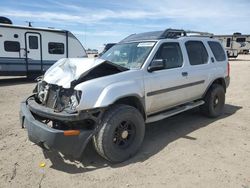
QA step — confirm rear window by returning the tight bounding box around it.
[48,42,64,54]
[208,41,226,61]
[4,41,20,52]
[236,38,246,42]
[185,41,208,65]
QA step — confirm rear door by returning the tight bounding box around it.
[183,40,216,99]
[25,32,42,73]
[207,40,228,78]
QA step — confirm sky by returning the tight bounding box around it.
[1,0,250,50]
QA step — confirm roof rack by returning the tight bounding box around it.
[120,28,214,43]
[161,29,214,38]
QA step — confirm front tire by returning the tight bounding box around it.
[200,84,225,118]
[93,104,145,163]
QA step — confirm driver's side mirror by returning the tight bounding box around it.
[148,59,165,72]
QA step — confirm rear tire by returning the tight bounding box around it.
[200,84,225,118]
[93,104,145,163]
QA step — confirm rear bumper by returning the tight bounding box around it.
[20,99,99,158]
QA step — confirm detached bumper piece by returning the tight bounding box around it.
[19,97,103,158]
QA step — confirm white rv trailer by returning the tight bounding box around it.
[213,33,250,58]
[0,22,87,77]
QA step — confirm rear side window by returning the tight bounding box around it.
[208,41,226,61]
[185,41,208,65]
[236,38,246,42]
[29,36,38,49]
[4,41,20,52]
[48,42,64,54]
[154,42,183,69]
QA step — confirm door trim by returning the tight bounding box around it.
[147,80,205,97]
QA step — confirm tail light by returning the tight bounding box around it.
[227,62,230,77]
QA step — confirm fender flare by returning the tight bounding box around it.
[202,77,227,98]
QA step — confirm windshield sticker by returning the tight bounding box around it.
[137,42,155,47]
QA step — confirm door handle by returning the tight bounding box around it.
[182,72,188,76]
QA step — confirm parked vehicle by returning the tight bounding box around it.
[86,49,98,58]
[99,43,116,56]
[20,29,230,163]
[213,33,250,58]
[0,18,87,78]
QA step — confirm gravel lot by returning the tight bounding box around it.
[0,55,249,188]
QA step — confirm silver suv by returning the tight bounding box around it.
[20,29,230,163]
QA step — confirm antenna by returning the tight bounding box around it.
[25,21,33,27]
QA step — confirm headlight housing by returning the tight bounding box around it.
[69,90,82,111]
[34,80,82,112]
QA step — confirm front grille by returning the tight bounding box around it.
[37,81,75,112]
[45,88,57,108]
[44,85,73,112]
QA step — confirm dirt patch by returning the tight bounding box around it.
[0,55,250,187]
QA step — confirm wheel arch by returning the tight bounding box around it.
[113,95,146,120]
[203,77,226,97]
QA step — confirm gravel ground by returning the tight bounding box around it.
[0,55,249,188]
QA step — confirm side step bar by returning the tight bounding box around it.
[146,100,204,123]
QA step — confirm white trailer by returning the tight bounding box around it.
[0,22,87,78]
[213,33,250,58]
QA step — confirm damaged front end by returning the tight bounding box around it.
[20,58,128,158]
[35,80,82,113]
[20,85,104,158]
[20,82,104,158]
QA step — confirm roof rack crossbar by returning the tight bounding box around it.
[161,29,213,39]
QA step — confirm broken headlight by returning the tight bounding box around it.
[34,80,82,112]
[68,90,82,111]
[35,80,49,104]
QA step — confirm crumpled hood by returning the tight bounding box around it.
[44,58,105,88]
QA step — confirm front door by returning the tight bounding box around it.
[144,42,191,114]
[25,32,42,73]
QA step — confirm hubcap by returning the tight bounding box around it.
[215,98,219,105]
[121,130,129,139]
[214,96,219,108]
[112,120,135,148]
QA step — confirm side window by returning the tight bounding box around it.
[153,42,183,69]
[226,38,231,47]
[185,41,208,65]
[48,42,64,54]
[208,41,226,61]
[29,36,38,49]
[4,41,20,52]
[236,38,246,43]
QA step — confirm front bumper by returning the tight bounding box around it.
[20,99,102,158]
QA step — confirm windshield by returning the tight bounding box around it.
[100,41,156,69]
